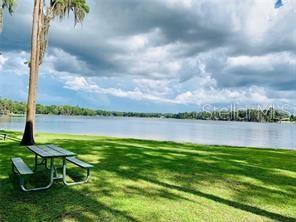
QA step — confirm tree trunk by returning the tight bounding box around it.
[21,0,43,145]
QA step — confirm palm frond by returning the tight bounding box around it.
[49,0,89,25]
[0,0,16,32]
[1,0,16,14]
[37,0,89,63]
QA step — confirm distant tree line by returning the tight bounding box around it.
[162,109,292,122]
[1,98,295,123]
[0,99,96,116]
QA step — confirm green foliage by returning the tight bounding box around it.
[36,104,96,116]
[0,98,295,122]
[0,98,25,114]
[0,132,296,221]
[1,0,16,14]
[97,108,293,123]
[0,98,96,116]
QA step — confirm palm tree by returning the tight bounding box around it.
[20,0,89,145]
[0,0,89,145]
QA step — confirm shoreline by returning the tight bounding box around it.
[2,130,295,151]
[1,113,295,124]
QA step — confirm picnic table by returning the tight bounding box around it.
[11,144,93,191]
[26,144,76,191]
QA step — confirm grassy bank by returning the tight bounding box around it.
[0,131,296,222]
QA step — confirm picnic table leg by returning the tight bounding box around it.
[33,154,38,171]
[62,158,67,181]
[12,162,17,174]
[53,165,62,179]
[62,158,91,186]
[20,158,54,192]
[33,155,49,171]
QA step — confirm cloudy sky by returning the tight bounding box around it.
[0,0,295,112]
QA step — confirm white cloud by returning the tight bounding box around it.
[109,33,150,51]
[0,54,8,70]
[132,79,172,96]
[110,36,185,79]
[64,76,91,90]
[61,74,275,106]
[161,0,193,9]
[227,52,296,68]
[174,86,271,105]
[0,51,29,75]
[63,75,175,103]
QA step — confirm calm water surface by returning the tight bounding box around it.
[0,115,295,149]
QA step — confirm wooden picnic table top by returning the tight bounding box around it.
[27,144,76,158]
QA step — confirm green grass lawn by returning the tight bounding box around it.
[0,131,296,222]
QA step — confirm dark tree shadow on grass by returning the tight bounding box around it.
[52,137,296,221]
[0,141,139,222]
[136,175,296,222]
[1,176,139,222]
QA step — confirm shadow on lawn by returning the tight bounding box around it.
[53,137,296,222]
[2,176,139,222]
[0,141,139,222]
[1,134,296,221]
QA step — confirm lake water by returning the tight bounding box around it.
[0,115,295,149]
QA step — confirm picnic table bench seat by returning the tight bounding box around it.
[11,157,38,192]
[66,157,93,169]
[11,157,33,175]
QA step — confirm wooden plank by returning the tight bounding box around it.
[27,145,70,157]
[38,145,65,157]
[66,157,93,168]
[46,144,76,156]
[27,145,52,157]
[11,158,33,175]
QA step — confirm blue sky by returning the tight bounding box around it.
[0,0,295,112]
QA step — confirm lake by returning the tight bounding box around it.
[0,115,295,149]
